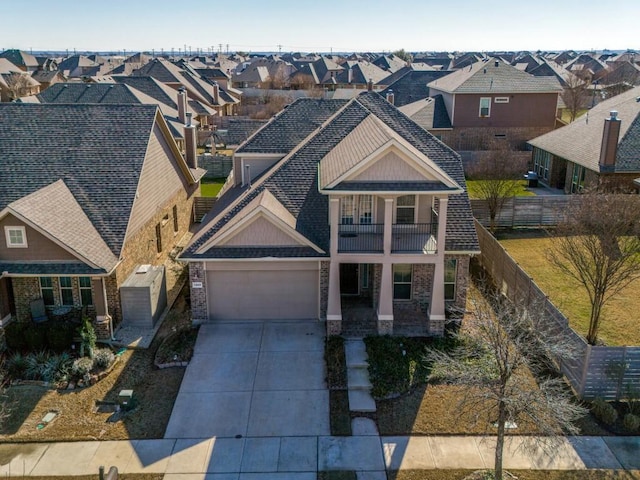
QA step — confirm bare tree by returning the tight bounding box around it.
[5,72,32,100]
[428,283,586,480]
[547,193,640,345]
[561,73,591,121]
[469,147,522,232]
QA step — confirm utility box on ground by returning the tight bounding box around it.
[120,265,167,328]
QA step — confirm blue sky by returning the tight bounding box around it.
[1,0,638,53]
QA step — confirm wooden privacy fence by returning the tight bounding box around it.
[475,219,640,400]
[471,196,577,228]
[193,197,217,223]
[199,154,233,179]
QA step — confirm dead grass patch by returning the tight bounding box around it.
[498,234,640,346]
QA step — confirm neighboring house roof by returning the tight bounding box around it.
[37,83,140,103]
[0,49,39,69]
[336,61,388,86]
[236,98,350,154]
[380,69,451,107]
[428,59,563,94]
[528,86,640,173]
[31,70,65,84]
[398,95,452,129]
[0,103,193,263]
[112,75,178,108]
[373,54,407,73]
[0,58,22,74]
[220,118,268,146]
[183,93,478,260]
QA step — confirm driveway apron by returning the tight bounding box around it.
[164,320,329,439]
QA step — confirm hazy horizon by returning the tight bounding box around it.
[1,0,638,54]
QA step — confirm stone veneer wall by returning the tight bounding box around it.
[13,277,42,323]
[111,187,196,326]
[189,262,207,324]
[319,261,329,320]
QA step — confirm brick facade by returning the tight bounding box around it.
[319,261,329,320]
[189,261,208,324]
[444,126,554,152]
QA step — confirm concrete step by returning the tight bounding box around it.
[345,339,369,367]
[349,390,377,413]
[347,366,372,389]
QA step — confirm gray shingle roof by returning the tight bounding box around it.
[428,59,563,94]
[0,262,106,276]
[37,83,140,103]
[380,70,451,107]
[528,86,640,173]
[236,98,350,154]
[183,93,479,259]
[0,103,159,258]
[113,76,178,108]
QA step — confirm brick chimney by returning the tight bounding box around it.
[212,81,220,104]
[599,110,621,170]
[184,112,198,169]
[177,86,187,124]
[386,89,395,105]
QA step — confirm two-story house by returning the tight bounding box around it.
[0,103,204,335]
[180,92,479,336]
[425,59,563,151]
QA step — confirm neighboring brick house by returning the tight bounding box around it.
[528,85,640,193]
[0,104,204,334]
[425,58,563,151]
[181,92,479,336]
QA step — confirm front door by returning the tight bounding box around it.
[340,264,359,295]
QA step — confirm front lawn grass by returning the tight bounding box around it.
[200,177,226,197]
[498,232,640,346]
[465,179,536,199]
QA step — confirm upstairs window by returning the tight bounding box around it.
[395,195,416,224]
[340,196,354,225]
[359,195,373,224]
[5,226,27,248]
[341,195,374,225]
[479,97,491,117]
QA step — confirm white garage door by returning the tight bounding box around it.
[207,262,319,320]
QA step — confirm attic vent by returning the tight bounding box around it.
[136,264,151,274]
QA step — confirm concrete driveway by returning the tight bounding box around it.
[164,320,329,439]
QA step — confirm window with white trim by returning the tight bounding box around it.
[40,277,54,306]
[393,264,412,300]
[340,195,374,225]
[59,277,74,305]
[5,226,27,248]
[79,277,93,306]
[359,195,373,224]
[479,97,491,117]
[395,195,416,224]
[444,259,458,301]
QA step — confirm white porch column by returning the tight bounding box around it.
[377,261,394,334]
[383,198,394,255]
[429,196,448,335]
[327,198,342,335]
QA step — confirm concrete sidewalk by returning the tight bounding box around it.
[0,435,638,478]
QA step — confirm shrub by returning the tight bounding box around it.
[6,352,28,379]
[46,322,75,352]
[623,413,640,432]
[42,353,72,382]
[71,357,94,378]
[23,325,48,350]
[4,322,27,351]
[24,350,49,380]
[93,348,115,370]
[591,398,618,426]
[77,317,96,358]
